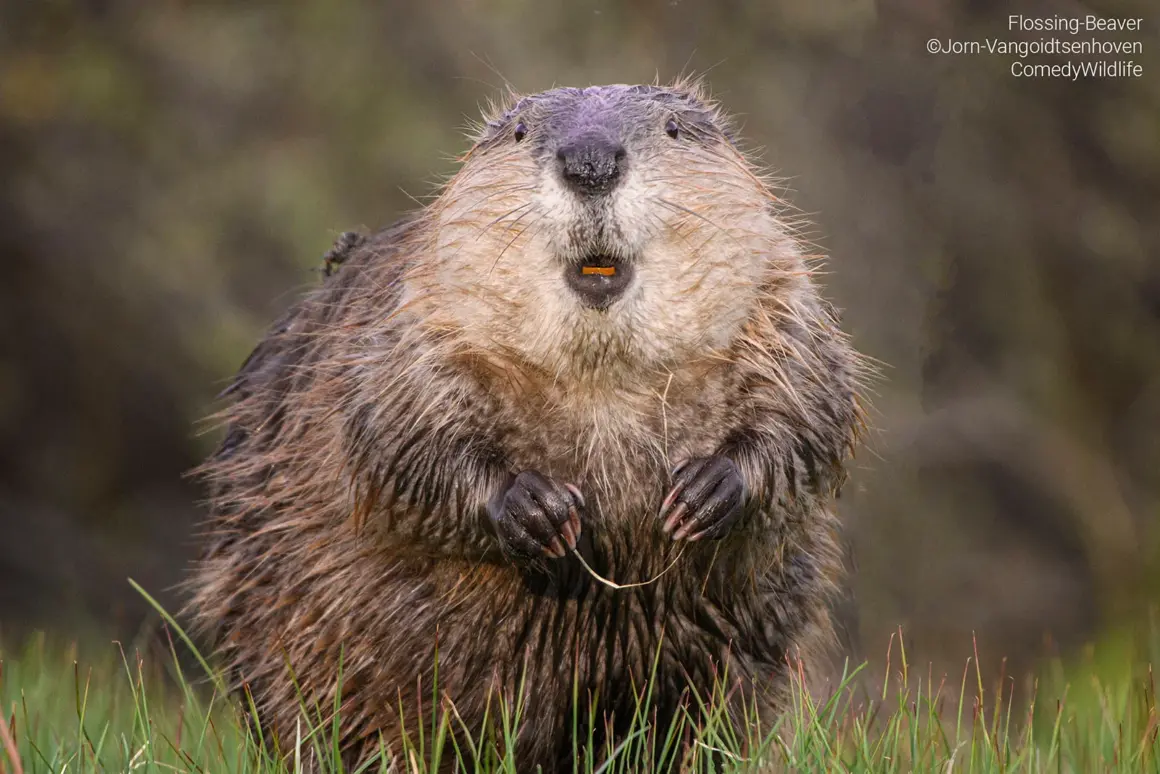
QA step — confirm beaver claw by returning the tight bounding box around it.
[659,456,746,541]
[488,470,584,560]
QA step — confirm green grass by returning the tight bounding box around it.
[3,600,1160,772]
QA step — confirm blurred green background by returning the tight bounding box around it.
[0,0,1157,686]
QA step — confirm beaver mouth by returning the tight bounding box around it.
[564,254,634,310]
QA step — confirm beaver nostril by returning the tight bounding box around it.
[557,137,627,196]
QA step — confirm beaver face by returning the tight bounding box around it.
[506,85,729,313]
[426,83,796,377]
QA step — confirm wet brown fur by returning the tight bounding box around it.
[187,79,869,772]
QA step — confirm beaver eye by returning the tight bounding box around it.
[513,121,527,142]
[664,118,679,139]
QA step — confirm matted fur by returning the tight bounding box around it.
[187,81,868,772]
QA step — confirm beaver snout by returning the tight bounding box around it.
[565,255,633,310]
[556,135,627,196]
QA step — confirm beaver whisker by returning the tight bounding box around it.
[487,208,544,278]
[649,197,760,275]
[478,202,535,235]
[653,196,780,246]
[440,189,536,225]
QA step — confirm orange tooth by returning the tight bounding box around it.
[581,266,616,276]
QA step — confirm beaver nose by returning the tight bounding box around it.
[556,137,627,196]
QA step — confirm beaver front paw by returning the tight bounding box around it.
[487,470,584,560]
[659,456,746,541]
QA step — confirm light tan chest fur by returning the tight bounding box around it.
[476,355,739,528]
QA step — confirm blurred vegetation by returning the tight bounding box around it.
[0,0,1157,689]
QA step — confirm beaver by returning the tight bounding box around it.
[188,80,867,772]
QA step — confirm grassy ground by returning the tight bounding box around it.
[3,594,1160,772]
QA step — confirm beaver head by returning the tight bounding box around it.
[409,82,802,380]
